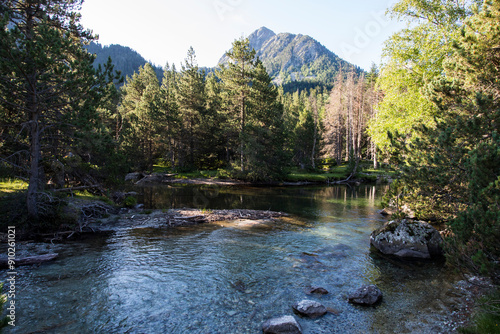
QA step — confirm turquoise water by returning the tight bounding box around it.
[1,185,457,333]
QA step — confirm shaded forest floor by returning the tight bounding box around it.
[150,161,395,185]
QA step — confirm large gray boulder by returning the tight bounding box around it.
[292,300,327,318]
[370,219,443,259]
[262,315,302,334]
[348,285,383,306]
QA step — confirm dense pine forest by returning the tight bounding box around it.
[0,0,499,307]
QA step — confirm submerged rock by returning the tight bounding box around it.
[348,285,383,306]
[262,315,302,334]
[370,219,443,259]
[292,300,327,318]
[305,286,329,295]
[315,244,352,259]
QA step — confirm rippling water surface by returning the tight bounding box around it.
[2,185,457,333]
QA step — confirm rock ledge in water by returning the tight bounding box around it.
[262,315,302,334]
[370,219,443,259]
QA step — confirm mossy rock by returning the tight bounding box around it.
[370,219,443,259]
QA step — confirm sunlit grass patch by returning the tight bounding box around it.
[73,190,99,200]
[285,172,329,182]
[0,178,28,196]
[152,164,169,174]
[72,190,114,205]
[170,170,218,179]
[152,164,220,179]
[286,165,351,182]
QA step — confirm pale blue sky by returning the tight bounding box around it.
[80,0,404,71]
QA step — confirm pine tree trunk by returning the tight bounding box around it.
[27,97,41,220]
[311,131,317,169]
[26,8,40,221]
[115,113,122,141]
[371,94,379,169]
[240,93,245,172]
[337,115,343,163]
[357,93,363,160]
[190,117,194,167]
[170,137,175,168]
[346,92,353,161]
[311,97,318,169]
[373,141,378,169]
[149,139,153,172]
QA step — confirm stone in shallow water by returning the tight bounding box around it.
[370,219,443,259]
[262,315,302,334]
[348,285,383,306]
[306,286,329,295]
[292,300,327,318]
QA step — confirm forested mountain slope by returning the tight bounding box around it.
[85,42,163,80]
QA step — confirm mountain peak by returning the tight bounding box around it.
[219,27,361,86]
[248,27,276,51]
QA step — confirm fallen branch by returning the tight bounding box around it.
[173,215,205,220]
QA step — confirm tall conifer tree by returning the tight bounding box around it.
[218,38,256,171]
[160,62,180,168]
[176,47,205,169]
[245,60,288,180]
[0,0,117,220]
[119,63,163,171]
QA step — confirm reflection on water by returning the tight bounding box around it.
[137,184,381,218]
[1,185,458,333]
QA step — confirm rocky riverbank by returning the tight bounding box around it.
[87,208,288,232]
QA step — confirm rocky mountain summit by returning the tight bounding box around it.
[219,26,361,85]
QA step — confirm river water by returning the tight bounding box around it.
[2,185,461,333]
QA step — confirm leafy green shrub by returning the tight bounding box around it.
[216,166,239,180]
[123,196,137,208]
[320,158,337,171]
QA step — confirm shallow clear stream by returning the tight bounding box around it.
[2,185,460,333]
